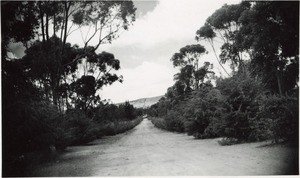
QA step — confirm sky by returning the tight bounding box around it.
[7,0,241,104]
[97,0,240,103]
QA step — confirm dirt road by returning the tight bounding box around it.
[29,119,297,176]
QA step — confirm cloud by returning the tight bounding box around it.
[104,0,239,49]
[100,61,177,103]
[134,1,159,18]
[102,38,195,69]
[7,42,26,59]
[100,0,240,70]
[98,0,240,102]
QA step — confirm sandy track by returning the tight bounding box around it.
[29,119,297,176]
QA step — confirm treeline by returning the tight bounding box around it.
[147,1,298,146]
[2,1,141,176]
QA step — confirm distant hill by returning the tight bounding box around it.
[117,95,163,108]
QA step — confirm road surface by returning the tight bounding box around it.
[29,119,297,176]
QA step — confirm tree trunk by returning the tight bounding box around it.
[39,7,45,42]
[195,78,199,90]
[46,13,49,40]
[52,87,58,106]
[65,94,69,110]
[60,16,65,41]
[62,2,70,53]
[275,69,283,96]
[53,14,56,36]
[50,75,59,106]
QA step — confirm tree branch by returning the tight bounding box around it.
[209,39,231,77]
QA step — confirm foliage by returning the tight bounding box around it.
[164,110,186,132]
[255,95,299,144]
[217,137,240,146]
[146,2,298,149]
[1,2,39,48]
[171,44,214,91]
[2,1,138,176]
[184,84,225,138]
[196,2,251,76]
[242,2,299,95]
[119,101,137,120]
[2,100,62,176]
[92,102,141,124]
[192,1,299,142]
[148,100,186,133]
[216,70,265,141]
[2,1,299,176]
[150,117,168,130]
[2,98,143,176]
[97,117,143,137]
[3,1,136,109]
[61,109,99,145]
[150,64,298,145]
[196,1,299,95]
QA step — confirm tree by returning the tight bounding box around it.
[10,1,136,108]
[2,1,40,104]
[1,2,39,51]
[196,2,251,75]
[171,44,212,91]
[119,101,136,120]
[196,23,230,77]
[237,1,299,95]
[21,36,79,107]
[196,1,299,95]
[166,81,185,100]
[69,51,122,111]
[2,2,138,175]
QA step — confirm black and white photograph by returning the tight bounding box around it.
[1,0,299,176]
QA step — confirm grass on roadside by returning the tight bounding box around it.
[149,117,168,130]
[97,117,143,137]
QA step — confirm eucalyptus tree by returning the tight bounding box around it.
[196,2,251,75]
[69,51,122,111]
[4,1,136,109]
[236,1,299,95]
[196,1,298,95]
[171,44,213,91]
[2,1,41,111]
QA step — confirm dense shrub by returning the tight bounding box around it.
[150,117,168,130]
[248,116,273,141]
[148,97,186,132]
[93,102,141,125]
[147,63,298,146]
[203,116,226,138]
[2,100,63,176]
[119,101,136,120]
[3,96,144,176]
[93,103,122,123]
[97,117,143,136]
[184,115,210,137]
[255,95,299,144]
[62,109,100,145]
[184,85,225,138]
[62,104,143,145]
[217,72,265,141]
[218,137,240,146]
[150,71,298,146]
[165,110,185,132]
[150,110,185,132]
